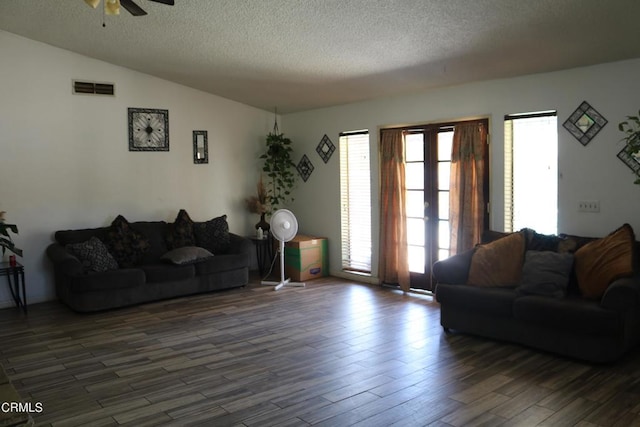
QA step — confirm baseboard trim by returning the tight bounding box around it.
[330,270,380,285]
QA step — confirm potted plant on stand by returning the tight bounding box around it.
[0,211,23,261]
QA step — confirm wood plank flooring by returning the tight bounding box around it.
[1,276,640,426]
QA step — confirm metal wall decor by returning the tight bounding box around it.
[128,108,169,151]
[316,134,335,163]
[297,154,314,182]
[193,130,208,164]
[563,101,607,146]
[617,146,640,176]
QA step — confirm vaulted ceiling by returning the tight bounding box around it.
[1,0,640,113]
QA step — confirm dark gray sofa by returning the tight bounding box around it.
[433,229,640,363]
[46,220,252,312]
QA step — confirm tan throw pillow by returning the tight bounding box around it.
[575,224,635,299]
[467,232,525,287]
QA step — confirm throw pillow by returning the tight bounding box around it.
[103,215,150,268]
[193,215,230,254]
[575,223,635,299]
[517,250,574,298]
[66,236,119,273]
[161,246,214,265]
[467,232,525,287]
[522,228,563,252]
[166,209,196,250]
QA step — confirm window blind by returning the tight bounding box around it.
[504,111,558,234]
[339,131,372,273]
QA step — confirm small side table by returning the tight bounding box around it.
[248,235,274,277]
[0,261,26,313]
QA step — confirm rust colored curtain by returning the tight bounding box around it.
[449,121,488,255]
[379,129,410,292]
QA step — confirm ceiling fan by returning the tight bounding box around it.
[84,0,174,17]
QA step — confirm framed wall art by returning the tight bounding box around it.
[562,101,607,146]
[297,154,314,182]
[128,108,169,151]
[193,130,208,164]
[316,134,335,163]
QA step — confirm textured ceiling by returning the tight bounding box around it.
[1,0,640,113]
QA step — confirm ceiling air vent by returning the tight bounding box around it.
[72,80,115,96]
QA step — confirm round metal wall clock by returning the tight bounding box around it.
[128,108,169,151]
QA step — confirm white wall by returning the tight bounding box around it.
[0,31,274,307]
[283,58,640,282]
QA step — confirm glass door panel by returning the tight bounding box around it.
[405,128,452,290]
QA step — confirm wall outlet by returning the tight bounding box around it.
[578,200,600,213]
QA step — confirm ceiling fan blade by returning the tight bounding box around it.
[149,0,174,5]
[120,0,147,16]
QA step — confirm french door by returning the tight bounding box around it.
[404,120,489,290]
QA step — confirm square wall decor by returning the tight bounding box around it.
[128,108,169,151]
[316,134,335,163]
[617,146,640,175]
[297,154,314,182]
[563,101,607,146]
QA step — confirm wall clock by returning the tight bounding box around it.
[128,108,169,151]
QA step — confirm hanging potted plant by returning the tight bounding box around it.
[260,117,297,213]
[0,211,23,258]
[618,110,640,184]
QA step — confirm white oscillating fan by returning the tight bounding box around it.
[261,209,306,291]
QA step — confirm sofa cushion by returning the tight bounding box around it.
[194,215,230,254]
[69,268,145,292]
[66,236,119,273]
[55,227,107,246]
[194,253,249,275]
[131,221,169,264]
[161,246,214,265]
[467,232,525,287]
[140,264,196,283]
[166,209,196,250]
[513,295,621,336]
[575,224,635,299]
[436,283,517,316]
[517,251,574,298]
[103,215,150,268]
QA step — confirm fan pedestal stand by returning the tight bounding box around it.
[261,239,305,291]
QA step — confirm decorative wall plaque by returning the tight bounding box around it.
[617,146,640,176]
[563,101,607,146]
[128,108,169,151]
[297,154,314,182]
[316,134,335,163]
[193,130,208,164]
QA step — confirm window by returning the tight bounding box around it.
[340,131,371,273]
[504,111,558,234]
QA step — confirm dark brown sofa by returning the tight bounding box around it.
[46,214,252,312]
[433,226,640,363]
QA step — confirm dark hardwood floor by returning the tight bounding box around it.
[1,276,640,426]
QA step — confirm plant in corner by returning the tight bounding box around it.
[260,129,297,212]
[0,211,23,257]
[619,110,640,184]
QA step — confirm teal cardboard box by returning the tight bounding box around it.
[285,235,328,281]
